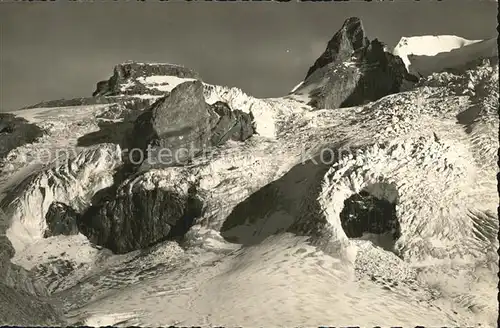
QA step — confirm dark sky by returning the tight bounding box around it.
[0,1,497,111]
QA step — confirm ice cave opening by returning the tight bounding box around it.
[339,183,401,253]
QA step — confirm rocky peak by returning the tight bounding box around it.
[113,62,200,82]
[305,17,370,79]
[92,61,201,97]
[290,17,418,110]
[23,62,200,110]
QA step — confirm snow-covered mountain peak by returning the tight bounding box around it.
[393,35,483,58]
[392,35,495,76]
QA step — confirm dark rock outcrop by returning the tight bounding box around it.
[340,190,400,240]
[293,17,418,109]
[1,235,46,297]
[128,82,256,169]
[128,80,216,167]
[209,101,255,146]
[0,122,13,134]
[0,236,15,279]
[339,189,401,253]
[0,282,64,326]
[43,202,80,238]
[0,114,44,161]
[93,80,111,97]
[93,62,200,97]
[78,185,203,254]
[0,236,64,326]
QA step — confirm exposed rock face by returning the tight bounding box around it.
[43,202,80,238]
[78,171,202,254]
[291,17,418,109]
[93,62,201,97]
[128,82,257,169]
[79,189,184,254]
[0,114,44,161]
[2,233,57,300]
[305,17,370,80]
[340,190,401,250]
[0,236,15,280]
[0,282,64,326]
[129,81,219,167]
[0,236,64,326]
[311,39,417,109]
[93,80,111,97]
[0,40,497,327]
[0,121,13,134]
[209,101,255,145]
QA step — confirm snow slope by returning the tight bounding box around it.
[393,35,483,71]
[125,75,197,93]
[2,144,121,254]
[65,234,476,327]
[409,37,498,76]
[0,47,498,326]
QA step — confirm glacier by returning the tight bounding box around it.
[0,17,498,327]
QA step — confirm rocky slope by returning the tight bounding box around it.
[92,62,201,97]
[287,17,418,109]
[0,113,45,162]
[0,17,498,327]
[1,226,64,326]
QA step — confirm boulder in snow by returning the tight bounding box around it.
[43,202,80,238]
[78,172,203,254]
[128,80,215,167]
[209,101,255,145]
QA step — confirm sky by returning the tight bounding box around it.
[0,1,498,111]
